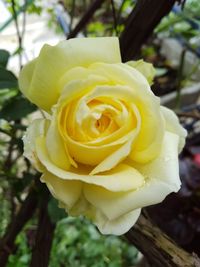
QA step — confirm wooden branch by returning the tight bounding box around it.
[125,213,200,267]
[120,0,184,61]
[0,187,38,267]
[67,0,105,39]
[29,189,55,267]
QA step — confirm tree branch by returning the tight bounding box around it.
[29,189,55,267]
[110,0,119,36]
[11,0,23,70]
[0,187,38,267]
[120,0,184,61]
[67,0,105,39]
[125,212,200,267]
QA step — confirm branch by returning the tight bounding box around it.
[110,0,119,36]
[125,212,200,267]
[69,0,76,32]
[29,189,55,267]
[120,0,184,61]
[0,187,38,267]
[67,0,105,39]
[11,0,23,70]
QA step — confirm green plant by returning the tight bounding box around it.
[50,217,139,267]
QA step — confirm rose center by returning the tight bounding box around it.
[58,96,134,143]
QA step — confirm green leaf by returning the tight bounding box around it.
[0,119,11,132]
[48,197,67,224]
[0,68,18,89]
[0,96,36,120]
[12,47,23,56]
[49,217,139,267]
[0,50,10,68]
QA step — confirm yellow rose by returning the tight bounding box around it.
[19,37,187,235]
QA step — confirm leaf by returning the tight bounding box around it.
[0,119,11,132]
[0,89,18,106]
[0,68,18,89]
[0,96,36,120]
[12,47,23,56]
[48,197,67,224]
[0,49,10,68]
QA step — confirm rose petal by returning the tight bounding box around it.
[58,73,109,108]
[89,137,134,175]
[95,208,141,235]
[84,132,180,220]
[23,118,48,172]
[19,38,121,111]
[46,111,75,170]
[126,60,156,85]
[18,59,37,101]
[90,62,153,95]
[63,131,134,165]
[90,104,141,175]
[161,106,187,152]
[76,82,164,163]
[35,136,145,192]
[41,171,82,210]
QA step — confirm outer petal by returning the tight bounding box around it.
[19,59,37,100]
[23,118,48,171]
[95,208,141,236]
[41,171,82,210]
[19,37,121,111]
[35,136,145,192]
[161,106,187,152]
[84,132,180,220]
[91,62,151,95]
[126,60,156,85]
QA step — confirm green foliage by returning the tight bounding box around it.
[156,0,200,49]
[26,1,42,15]
[50,217,138,267]
[0,89,18,107]
[0,180,11,237]
[0,58,36,121]
[156,12,199,41]
[141,46,156,58]
[0,49,10,68]
[0,54,37,243]
[184,0,200,16]
[86,0,136,37]
[6,217,138,267]
[0,68,18,89]
[87,22,106,37]
[48,197,67,224]
[7,231,31,267]
[5,0,41,15]
[0,96,36,121]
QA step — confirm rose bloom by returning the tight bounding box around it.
[19,37,187,235]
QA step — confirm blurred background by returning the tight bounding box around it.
[0,0,200,266]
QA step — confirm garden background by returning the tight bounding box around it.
[0,0,200,266]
